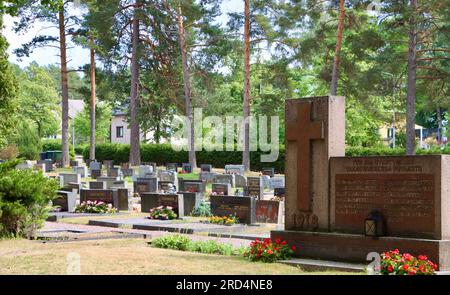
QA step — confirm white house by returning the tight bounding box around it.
[110,109,154,144]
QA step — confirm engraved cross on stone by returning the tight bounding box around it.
[286,102,324,212]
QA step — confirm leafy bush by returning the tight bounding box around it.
[0,145,19,160]
[149,206,177,220]
[41,139,76,160]
[151,234,191,251]
[151,234,241,256]
[243,238,295,263]
[15,122,42,160]
[208,215,239,226]
[191,201,212,217]
[0,160,58,238]
[74,201,117,214]
[381,249,438,275]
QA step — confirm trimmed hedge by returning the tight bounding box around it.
[43,140,450,173]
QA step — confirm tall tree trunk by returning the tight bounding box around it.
[436,107,442,144]
[89,35,96,162]
[59,7,70,167]
[406,0,417,155]
[330,0,345,96]
[129,0,141,166]
[243,0,251,172]
[177,4,196,168]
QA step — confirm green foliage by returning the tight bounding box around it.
[0,13,18,149]
[151,234,191,251]
[14,121,42,160]
[0,161,59,238]
[151,234,242,256]
[191,201,212,217]
[73,102,112,145]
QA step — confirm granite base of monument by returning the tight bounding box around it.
[140,193,184,218]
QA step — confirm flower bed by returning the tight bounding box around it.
[208,215,239,226]
[149,206,177,220]
[243,238,295,263]
[381,249,438,275]
[74,201,117,214]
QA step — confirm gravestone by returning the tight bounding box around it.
[245,176,263,199]
[178,179,206,193]
[271,96,450,272]
[80,189,117,207]
[212,183,231,196]
[70,160,79,167]
[66,182,82,194]
[90,161,102,171]
[182,163,193,173]
[213,174,235,187]
[91,169,102,179]
[103,160,114,169]
[121,163,130,170]
[89,181,106,190]
[200,164,212,172]
[158,170,178,184]
[73,166,88,178]
[59,173,81,187]
[140,193,184,217]
[122,168,134,177]
[180,192,203,216]
[97,177,119,189]
[256,200,283,224]
[53,190,77,212]
[210,195,256,224]
[269,177,285,190]
[142,162,157,172]
[111,180,126,188]
[225,165,245,175]
[166,163,178,172]
[234,174,247,188]
[261,175,271,189]
[158,181,175,192]
[199,172,216,183]
[16,161,33,170]
[116,188,130,211]
[37,159,53,172]
[182,182,204,193]
[107,167,121,178]
[261,167,275,177]
[134,177,158,195]
[274,188,285,198]
[139,165,153,178]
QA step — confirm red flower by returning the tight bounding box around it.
[281,241,287,245]
[391,249,399,255]
[408,268,417,275]
[387,266,394,273]
[292,245,297,251]
[267,249,272,255]
[403,264,409,271]
[418,255,427,261]
[275,238,281,244]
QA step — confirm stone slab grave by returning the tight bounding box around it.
[117,188,130,211]
[213,174,235,187]
[212,183,232,196]
[107,167,121,178]
[37,159,53,172]
[261,167,275,178]
[16,161,33,170]
[89,161,102,171]
[103,160,114,169]
[201,164,212,173]
[89,181,106,190]
[91,169,102,179]
[178,179,206,194]
[225,164,245,175]
[66,182,82,194]
[274,188,286,198]
[133,177,158,195]
[179,192,203,215]
[210,195,256,224]
[234,174,247,188]
[111,180,126,188]
[199,172,216,183]
[140,193,184,217]
[73,166,88,178]
[159,181,176,192]
[158,170,178,183]
[166,163,178,172]
[269,177,285,190]
[122,168,134,177]
[59,173,81,187]
[256,200,284,224]
[270,95,450,271]
[244,176,263,199]
[53,190,77,212]
[96,177,119,189]
[80,189,118,209]
[182,163,193,173]
[139,165,153,178]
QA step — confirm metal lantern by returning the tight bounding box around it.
[364,210,385,237]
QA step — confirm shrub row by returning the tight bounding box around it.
[42,140,450,173]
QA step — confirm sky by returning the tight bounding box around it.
[3,0,244,69]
